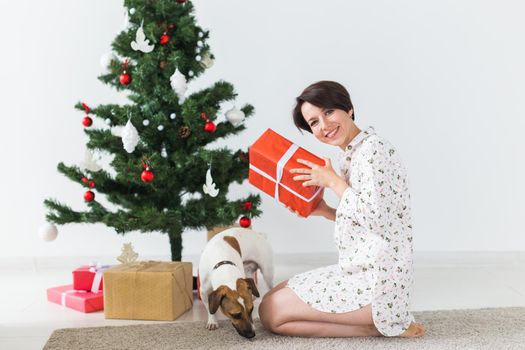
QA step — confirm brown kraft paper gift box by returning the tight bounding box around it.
[103,261,193,321]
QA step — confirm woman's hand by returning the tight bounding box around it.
[285,199,336,221]
[291,157,349,198]
[291,157,338,188]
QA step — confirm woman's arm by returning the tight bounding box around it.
[322,206,337,221]
[286,199,336,221]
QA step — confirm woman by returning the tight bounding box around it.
[258,81,425,338]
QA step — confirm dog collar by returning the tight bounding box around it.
[213,260,236,270]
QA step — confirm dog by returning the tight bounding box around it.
[198,227,274,338]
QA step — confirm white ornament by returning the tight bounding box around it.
[131,22,155,53]
[123,9,130,29]
[195,47,201,53]
[161,146,167,158]
[195,55,202,61]
[80,149,102,172]
[38,223,58,241]
[157,125,164,131]
[200,51,214,69]
[188,70,194,77]
[198,31,204,38]
[122,119,139,153]
[105,118,112,125]
[203,167,219,197]
[170,112,176,120]
[100,52,116,70]
[129,8,136,15]
[142,119,150,126]
[197,40,203,47]
[170,69,187,102]
[225,106,245,127]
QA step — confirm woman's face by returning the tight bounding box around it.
[300,101,355,149]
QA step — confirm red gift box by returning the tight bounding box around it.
[72,265,110,292]
[249,128,325,217]
[47,285,104,313]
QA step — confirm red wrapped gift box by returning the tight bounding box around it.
[72,265,110,292]
[249,128,325,217]
[47,284,104,313]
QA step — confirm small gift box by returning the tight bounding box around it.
[47,285,104,313]
[73,263,111,292]
[249,128,325,217]
[103,261,193,321]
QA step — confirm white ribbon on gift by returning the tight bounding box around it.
[61,289,86,307]
[88,263,111,293]
[249,143,323,203]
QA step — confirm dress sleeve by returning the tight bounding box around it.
[336,139,394,231]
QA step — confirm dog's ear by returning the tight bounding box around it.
[244,278,260,298]
[208,286,229,314]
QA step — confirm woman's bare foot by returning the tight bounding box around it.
[399,322,425,338]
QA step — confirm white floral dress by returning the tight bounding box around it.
[287,126,415,336]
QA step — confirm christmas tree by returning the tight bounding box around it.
[43,0,261,261]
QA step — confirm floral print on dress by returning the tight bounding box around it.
[287,126,416,336]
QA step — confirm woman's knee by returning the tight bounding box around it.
[258,293,280,331]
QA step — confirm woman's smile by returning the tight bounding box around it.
[324,126,340,139]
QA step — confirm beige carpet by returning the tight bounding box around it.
[44,307,525,350]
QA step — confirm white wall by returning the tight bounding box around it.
[1,0,524,258]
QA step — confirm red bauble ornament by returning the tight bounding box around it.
[176,0,187,3]
[141,168,154,182]
[243,201,252,210]
[82,116,93,127]
[88,180,95,188]
[119,72,132,85]
[84,190,95,202]
[81,177,88,183]
[160,33,170,45]
[204,120,216,133]
[239,216,251,228]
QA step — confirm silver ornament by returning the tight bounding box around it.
[170,112,176,120]
[157,125,164,131]
[143,119,150,126]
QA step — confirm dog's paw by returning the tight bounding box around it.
[206,315,219,330]
[206,320,219,330]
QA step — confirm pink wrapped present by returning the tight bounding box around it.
[47,284,104,313]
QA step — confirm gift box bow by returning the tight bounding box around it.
[87,262,111,293]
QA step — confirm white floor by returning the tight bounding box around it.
[1,252,525,349]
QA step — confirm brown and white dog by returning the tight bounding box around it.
[198,227,274,338]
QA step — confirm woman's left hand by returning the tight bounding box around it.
[291,157,340,188]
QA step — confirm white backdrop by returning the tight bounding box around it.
[1,0,524,258]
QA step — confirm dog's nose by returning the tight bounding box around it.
[243,331,256,339]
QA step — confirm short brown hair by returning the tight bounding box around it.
[292,81,354,133]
